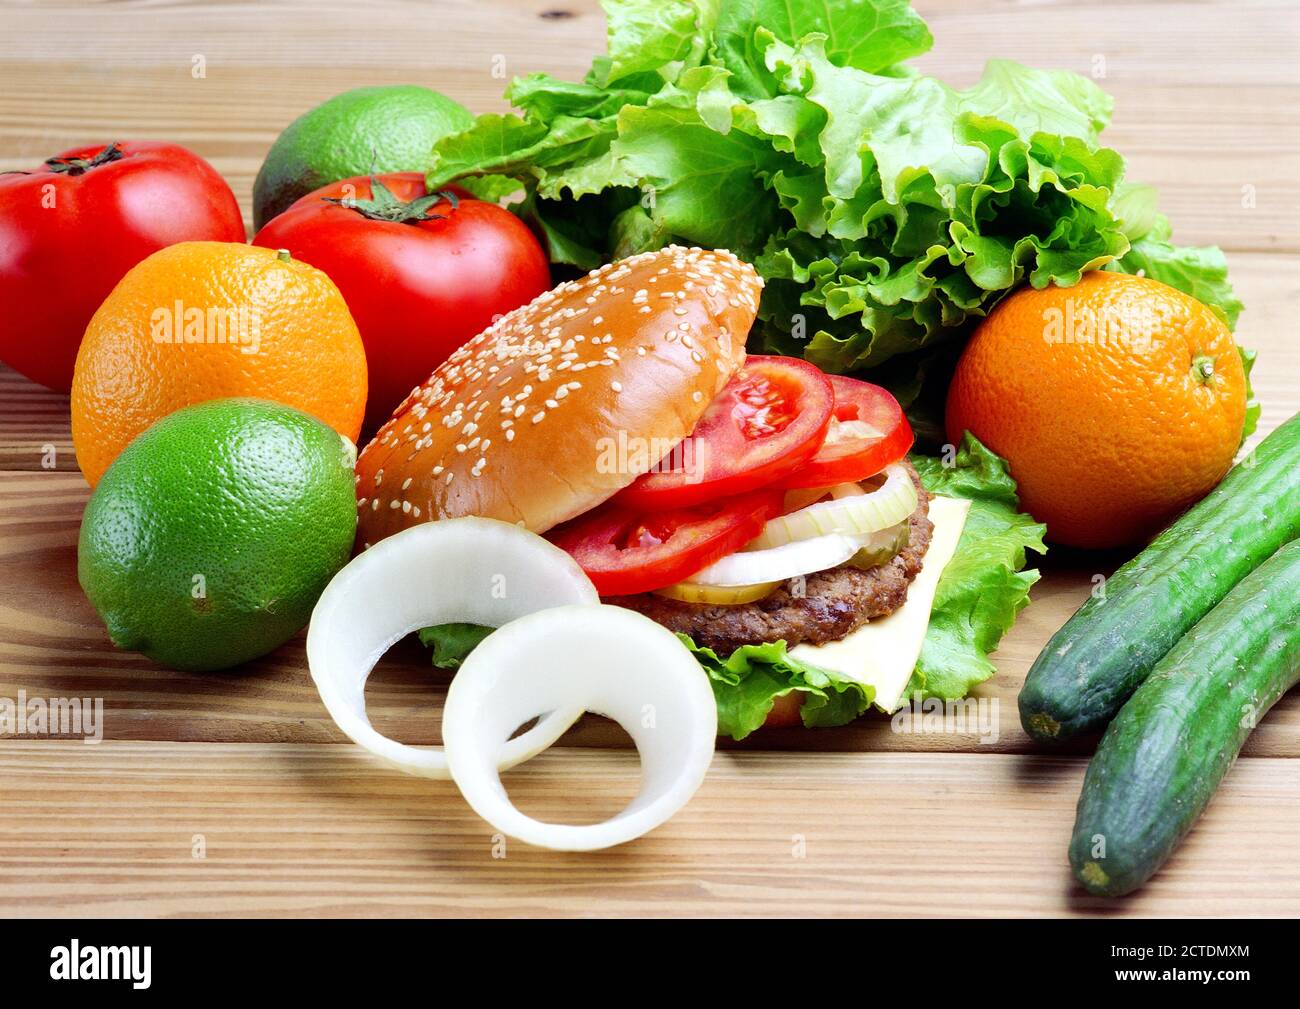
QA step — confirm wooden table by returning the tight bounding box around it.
[2,0,1297,918]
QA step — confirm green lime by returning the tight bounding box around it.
[253,85,474,230]
[78,398,359,672]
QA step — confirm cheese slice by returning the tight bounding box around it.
[789,494,971,713]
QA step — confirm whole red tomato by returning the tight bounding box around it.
[252,172,551,436]
[0,141,246,391]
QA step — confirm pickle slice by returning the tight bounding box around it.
[844,519,910,570]
[652,579,782,605]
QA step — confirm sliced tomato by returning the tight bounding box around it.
[547,490,783,596]
[778,375,913,489]
[614,356,834,510]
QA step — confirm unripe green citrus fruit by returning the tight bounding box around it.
[78,398,359,671]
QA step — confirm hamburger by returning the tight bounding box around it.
[356,246,971,731]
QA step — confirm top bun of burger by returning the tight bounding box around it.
[355,246,763,545]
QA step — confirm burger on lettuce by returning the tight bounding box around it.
[356,247,1043,739]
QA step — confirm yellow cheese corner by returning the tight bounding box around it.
[789,494,971,713]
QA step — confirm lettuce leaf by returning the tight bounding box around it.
[713,0,932,99]
[909,434,1047,700]
[428,0,1249,414]
[418,434,1044,739]
[416,623,494,669]
[683,637,874,738]
[590,0,720,87]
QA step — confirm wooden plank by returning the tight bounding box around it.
[0,2,1296,250]
[1,742,1297,917]
[0,368,71,472]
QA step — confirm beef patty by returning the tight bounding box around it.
[609,462,934,655]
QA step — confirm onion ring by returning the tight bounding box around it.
[443,604,717,850]
[306,517,599,779]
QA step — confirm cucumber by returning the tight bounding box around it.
[1020,412,1300,742]
[1070,538,1300,896]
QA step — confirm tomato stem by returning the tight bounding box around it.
[322,173,460,226]
[44,142,125,176]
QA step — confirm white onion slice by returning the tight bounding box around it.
[750,463,917,550]
[687,531,867,587]
[306,517,599,779]
[443,604,716,851]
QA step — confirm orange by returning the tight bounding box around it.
[71,241,366,486]
[945,271,1246,549]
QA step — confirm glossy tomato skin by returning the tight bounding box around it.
[614,356,834,510]
[548,489,783,596]
[252,172,551,436]
[0,141,245,391]
[779,375,913,489]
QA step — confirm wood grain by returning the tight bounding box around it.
[2,0,1298,918]
[3,742,1299,918]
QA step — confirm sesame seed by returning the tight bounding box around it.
[356,247,761,522]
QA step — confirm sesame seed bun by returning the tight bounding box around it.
[355,246,763,544]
